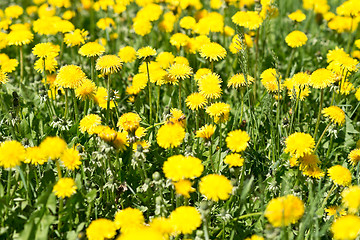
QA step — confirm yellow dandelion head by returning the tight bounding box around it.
[199,174,233,201]
[224,153,245,168]
[137,46,156,60]
[117,112,141,132]
[24,146,47,165]
[60,148,81,171]
[39,136,67,160]
[348,148,360,165]
[322,106,345,126]
[169,206,202,234]
[79,114,102,134]
[206,102,231,123]
[260,68,282,92]
[226,129,250,153]
[288,10,306,22]
[32,42,60,59]
[133,19,152,36]
[114,207,145,231]
[198,73,222,99]
[186,92,207,111]
[167,63,193,80]
[331,215,360,240]
[180,16,196,30]
[170,33,190,49]
[86,219,117,240]
[341,186,360,213]
[328,165,352,186]
[285,30,308,48]
[194,68,212,82]
[0,140,26,169]
[52,177,77,198]
[156,52,175,69]
[7,30,33,46]
[310,68,336,89]
[228,73,254,88]
[284,132,315,159]
[173,179,195,198]
[64,29,88,47]
[5,5,23,19]
[163,155,204,181]
[75,78,96,100]
[156,123,186,149]
[55,65,86,89]
[199,42,227,62]
[232,11,263,30]
[79,42,105,57]
[264,195,305,227]
[118,46,137,63]
[96,54,123,75]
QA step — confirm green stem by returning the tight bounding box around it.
[321,184,336,209]
[156,85,160,123]
[106,74,111,125]
[72,90,79,123]
[64,89,69,119]
[314,122,331,152]
[285,48,295,78]
[232,212,262,221]
[209,139,215,172]
[218,123,223,173]
[146,61,152,124]
[20,46,23,85]
[313,89,324,140]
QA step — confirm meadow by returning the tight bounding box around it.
[0,0,360,239]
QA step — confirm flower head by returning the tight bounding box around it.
[52,178,77,198]
[0,140,26,168]
[163,155,204,181]
[55,65,86,89]
[186,92,207,111]
[331,215,360,240]
[24,147,47,165]
[228,73,254,88]
[118,46,137,63]
[79,42,105,57]
[79,114,101,134]
[40,136,67,160]
[199,174,233,201]
[328,165,352,186]
[348,148,360,165]
[206,102,231,123]
[156,123,185,149]
[117,112,141,132]
[224,153,245,168]
[114,207,144,231]
[310,68,336,89]
[60,148,81,171]
[322,106,345,126]
[341,186,360,213]
[64,29,88,47]
[226,129,250,152]
[288,10,306,22]
[198,73,222,99]
[264,195,305,227]
[232,11,263,30]
[174,179,195,198]
[86,219,117,240]
[167,63,192,81]
[170,206,202,234]
[137,46,156,60]
[7,30,33,46]
[284,132,315,159]
[261,68,281,92]
[196,124,216,141]
[32,42,60,59]
[75,78,96,100]
[199,42,227,62]
[285,30,308,48]
[96,55,123,75]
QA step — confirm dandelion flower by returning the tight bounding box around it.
[156,123,185,149]
[199,174,233,201]
[310,68,336,89]
[94,87,115,109]
[170,33,190,49]
[168,108,186,127]
[34,57,58,73]
[298,154,320,171]
[341,186,360,213]
[194,68,212,82]
[137,46,156,60]
[118,46,137,63]
[133,19,152,36]
[79,42,105,57]
[113,131,129,152]
[0,70,8,84]
[302,165,325,179]
[24,147,47,165]
[355,87,360,101]
[224,153,245,168]
[199,42,227,62]
[331,215,360,240]
[0,140,26,168]
[52,178,77,198]
[170,206,202,234]
[75,78,96,100]
[5,5,23,19]
[198,73,222,99]
[206,102,231,123]
[322,106,345,126]
[1,59,18,73]
[328,165,352,186]
[264,195,305,227]
[117,112,141,132]
[228,73,254,88]
[60,148,81,171]
[32,42,60,59]
[114,207,144,231]
[186,92,207,111]
[167,63,192,81]
[163,155,204,181]
[226,129,250,152]
[260,68,281,92]
[39,136,67,160]
[180,16,196,30]
[339,81,355,95]
[288,10,306,22]
[96,55,123,75]
[118,227,164,240]
[232,11,263,30]
[174,179,195,198]
[86,219,117,240]
[64,29,88,47]
[156,52,175,69]
[55,65,86,89]
[348,148,360,165]
[285,30,308,48]
[79,114,101,134]
[196,124,216,141]
[284,132,315,159]
[7,30,33,46]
